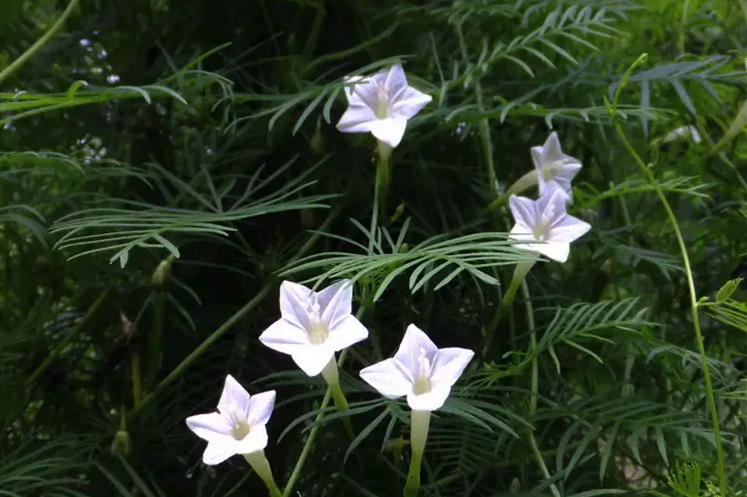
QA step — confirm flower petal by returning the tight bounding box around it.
[343,75,369,101]
[235,424,269,455]
[291,344,336,377]
[538,178,573,202]
[548,215,591,243]
[218,375,251,417]
[359,358,413,399]
[337,105,376,134]
[318,280,353,328]
[279,281,312,331]
[383,64,409,98]
[327,315,369,351]
[202,440,237,465]
[368,117,408,148]
[509,195,538,229]
[186,412,232,443]
[391,86,432,120]
[430,347,474,388]
[542,131,564,164]
[534,241,570,263]
[509,222,537,244]
[535,182,568,222]
[247,390,276,427]
[393,324,438,383]
[407,385,451,411]
[259,319,310,355]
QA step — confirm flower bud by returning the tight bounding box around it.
[152,255,175,288]
[110,429,131,456]
[310,118,324,155]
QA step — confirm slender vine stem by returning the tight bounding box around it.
[610,53,727,497]
[369,141,391,254]
[26,289,111,386]
[127,207,342,421]
[282,349,348,497]
[0,0,81,87]
[282,301,368,497]
[522,281,561,497]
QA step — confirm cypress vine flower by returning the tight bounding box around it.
[336,64,432,148]
[359,324,474,411]
[508,182,591,263]
[259,280,368,377]
[360,325,473,497]
[185,375,275,465]
[531,131,582,202]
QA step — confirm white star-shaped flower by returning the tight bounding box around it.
[259,280,369,377]
[336,64,432,148]
[509,182,591,263]
[359,324,474,411]
[186,375,276,465]
[531,131,582,202]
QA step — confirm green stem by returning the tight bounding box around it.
[482,255,536,360]
[130,351,142,409]
[26,290,111,386]
[146,290,165,392]
[501,261,535,310]
[282,350,348,497]
[610,54,727,497]
[244,451,282,497]
[321,357,354,439]
[127,207,342,421]
[369,141,391,254]
[0,0,81,86]
[522,281,561,497]
[404,409,431,497]
[454,22,498,199]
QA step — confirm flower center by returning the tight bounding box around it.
[374,83,390,120]
[533,216,551,242]
[412,348,432,395]
[307,296,329,345]
[542,160,564,180]
[231,419,251,440]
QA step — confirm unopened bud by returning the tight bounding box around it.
[384,436,405,464]
[110,429,131,456]
[310,119,324,154]
[152,255,175,288]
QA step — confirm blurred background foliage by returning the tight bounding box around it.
[2,0,747,496]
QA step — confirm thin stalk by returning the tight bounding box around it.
[404,409,431,497]
[127,207,343,421]
[244,451,282,497]
[130,351,142,409]
[454,22,498,199]
[146,290,165,392]
[321,358,354,438]
[0,0,81,86]
[369,141,391,254]
[522,281,561,497]
[282,350,348,497]
[610,54,727,496]
[26,290,111,386]
[282,299,369,497]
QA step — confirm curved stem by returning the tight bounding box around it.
[522,281,561,497]
[614,120,727,495]
[609,56,726,495]
[244,451,282,497]
[404,409,431,497]
[26,289,110,386]
[369,141,391,254]
[0,0,81,86]
[127,207,342,421]
[282,350,348,497]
